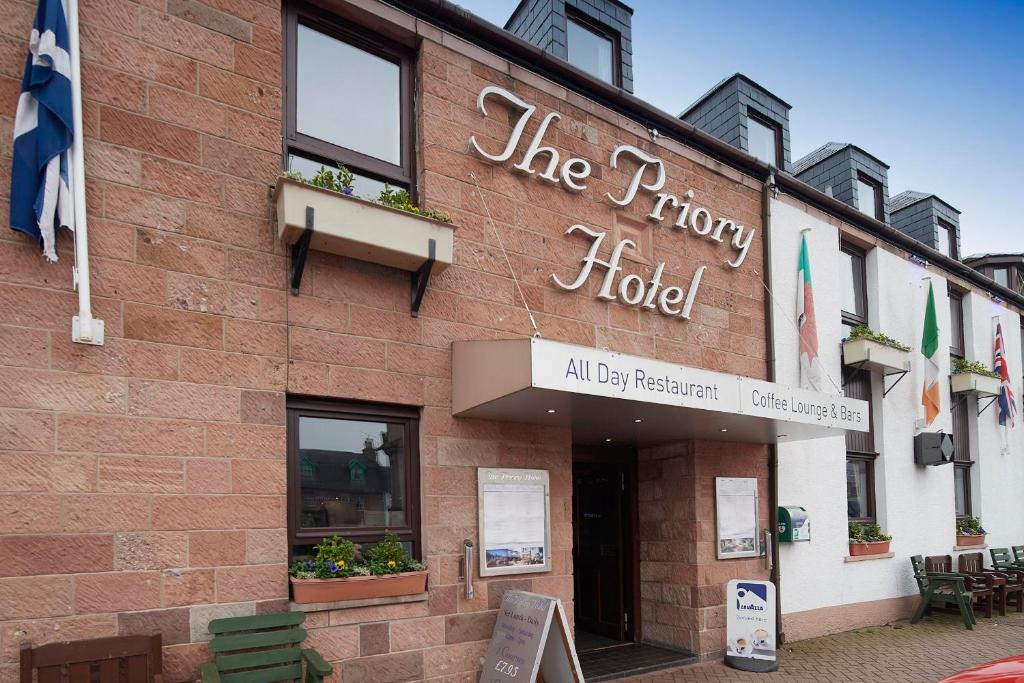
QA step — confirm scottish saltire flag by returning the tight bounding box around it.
[994,321,1017,428]
[796,232,822,391]
[920,281,940,425]
[10,0,75,262]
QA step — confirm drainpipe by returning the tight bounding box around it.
[761,170,783,644]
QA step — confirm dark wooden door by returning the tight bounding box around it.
[572,459,632,641]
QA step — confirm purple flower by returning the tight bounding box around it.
[304,560,314,571]
[342,187,354,195]
[327,560,338,573]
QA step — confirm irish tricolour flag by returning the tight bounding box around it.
[920,281,940,425]
[796,232,821,391]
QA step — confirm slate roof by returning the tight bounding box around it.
[890,190,962,214]
[791,142,846,175]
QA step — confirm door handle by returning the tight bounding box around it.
[763,528,773,572]
[460,539,475,600]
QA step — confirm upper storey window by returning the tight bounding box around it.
[566,12,618,85]
[856,174,882,220]
[747,112,781,168]
[285,9,413,194]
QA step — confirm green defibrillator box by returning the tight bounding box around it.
[778,506,810,542]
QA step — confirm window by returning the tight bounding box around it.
[937,220,958,259]
[844,367,876,522]
[954,465,970,518]
[287,398,420,558]
[846,455,875,522]
[840,242,868,338]
[566,11,618,85]
[949,291,965,358]
[284,8,413,194]
[856,174,882,220]
[747,111,782,168]
[992,267,1009,288]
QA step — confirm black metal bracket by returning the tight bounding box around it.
[841,356,908,397]
[410,238,436,318]
[290,206,314,295]
[978,395,999,416]
[882,369,909,397]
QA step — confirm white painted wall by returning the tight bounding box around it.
[769,197,1024,620]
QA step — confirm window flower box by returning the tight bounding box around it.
[955,534,986,548]
[842,336,911,375]
[290,571,428,604]
[950,361,1002,397]
[848,540,891,557]
[273,176,455,274]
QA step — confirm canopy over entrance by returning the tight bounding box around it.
[452,338,868,446]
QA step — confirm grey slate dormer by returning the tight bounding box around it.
[792,143,891,223]
[679,73,792,172]
[505,0,634,93]
[890,191,962,260]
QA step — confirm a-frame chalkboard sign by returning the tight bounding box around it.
[479,591,585,683]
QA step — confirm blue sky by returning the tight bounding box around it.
[454,1,1023,256]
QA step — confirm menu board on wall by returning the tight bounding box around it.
[478,468,551,577]
[715,477,760,560]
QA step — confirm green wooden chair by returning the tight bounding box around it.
[910,555,976,629]
[991,547,1024,571]
[200,612,331,683]
[1013,546,1024,565]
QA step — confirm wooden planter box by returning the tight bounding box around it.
[848,540,891,557]
[950,372,1001,397]
[274,177,455,273]
[956,534,986,547]
[290,571,428,604]
[843,337,910,375]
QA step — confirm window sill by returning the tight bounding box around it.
[289,591,428,613]
[844,552,895,563]
[954,544,988,551]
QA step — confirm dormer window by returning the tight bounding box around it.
[566,10,618,85]
[936,219,957,259]
[747,111,782,168]
[993,267,1010,288]
[856,174,882,220]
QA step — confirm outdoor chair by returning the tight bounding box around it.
[910,555,976,629]
[958,552,1024,616]
[201,612,331,683]
[991,547,1024,571]
[21,634,162,683]
[925,555,994,619]
[1013,546,1024,565]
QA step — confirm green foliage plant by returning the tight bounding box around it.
[951,358,1001,379]
[282,164,451,223]
[848,521,892,543]
[846,324,911,352]
[956,516,986,536]
[288,531,425,579]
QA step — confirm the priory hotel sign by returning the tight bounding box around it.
[469,85,758,321]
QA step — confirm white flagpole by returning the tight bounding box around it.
[66,0,103,344]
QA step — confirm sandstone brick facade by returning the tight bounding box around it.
[0,0,769,680]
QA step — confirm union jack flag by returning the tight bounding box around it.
[994,321,1017,428]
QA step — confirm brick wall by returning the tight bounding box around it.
[638,441,770,655]
[0,0,767,680]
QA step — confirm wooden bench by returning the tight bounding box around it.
[201,612,331,683]
[959,551,1024,616]
[926,554,994,619]
[21,634,162,683]
[910,555,976,629]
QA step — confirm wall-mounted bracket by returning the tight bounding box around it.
[978,395,999,417]
[841,358,908,398]
[410,238,436,318]
[882,369,909,397]
[290,206,314,295]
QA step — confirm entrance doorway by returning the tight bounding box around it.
[572,448,637,646]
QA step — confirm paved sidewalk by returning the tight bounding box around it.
[622,612,1024,682]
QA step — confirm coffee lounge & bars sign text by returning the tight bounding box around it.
[469,86,758,322]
